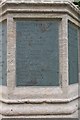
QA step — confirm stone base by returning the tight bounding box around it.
[0,98,79,119]
[0,111,79,119]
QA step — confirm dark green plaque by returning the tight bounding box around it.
[16,20,59,86]
[68,21,78,84]
[0,21,7,86]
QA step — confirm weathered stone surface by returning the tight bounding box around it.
[0,0,80,118]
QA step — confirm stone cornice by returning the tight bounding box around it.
[0,1,80,23]
[0,1,80,16]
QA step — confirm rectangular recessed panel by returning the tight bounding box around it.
[16,20,59,86]
[68,21,78,84]
[0,21,7,86]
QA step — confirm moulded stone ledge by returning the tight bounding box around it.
[0,98,78,116]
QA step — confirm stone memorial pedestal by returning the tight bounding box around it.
[0,0,80,118]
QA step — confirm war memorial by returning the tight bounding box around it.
[0,0,80,118]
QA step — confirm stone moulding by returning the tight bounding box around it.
[0,1,80,23]
[0,99,78,116]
